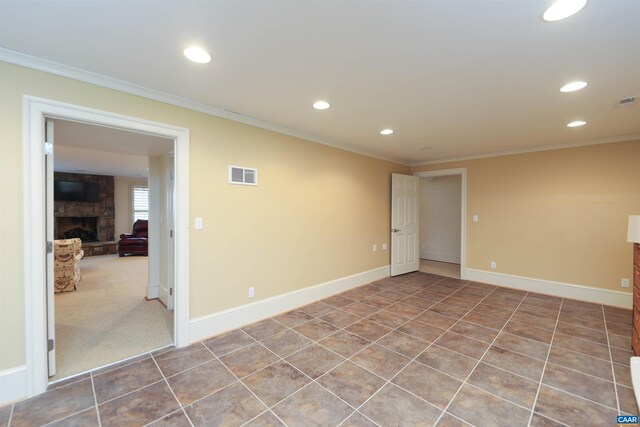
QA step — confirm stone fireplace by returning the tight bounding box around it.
[54,172,117,256]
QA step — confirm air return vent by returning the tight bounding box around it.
[618,96,637,107]
[229,165,258,185]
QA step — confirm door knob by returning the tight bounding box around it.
[392,228,401,233]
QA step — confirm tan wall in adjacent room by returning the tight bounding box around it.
[412,139,640,293]
[0,62,409,372]
[419,175,462,263]
[114,176,148,238]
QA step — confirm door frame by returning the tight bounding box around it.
[23,96,190,397]
[413,168,467,280]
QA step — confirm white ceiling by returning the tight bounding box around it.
[53,119,173,177]
[1,1,639,164]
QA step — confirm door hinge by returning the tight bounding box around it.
[170,229,173,238]
[46,241,53,254]
[169,288,173,296]
[48,339,54,351]
[44,142,53,155]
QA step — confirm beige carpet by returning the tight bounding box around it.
[53,254,173,381]
[420,259,461,278]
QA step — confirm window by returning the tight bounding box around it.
[132,186,149,222]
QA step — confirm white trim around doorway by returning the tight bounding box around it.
[23,96,190,398]
[413,168,467,280]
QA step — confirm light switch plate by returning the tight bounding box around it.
[194,217,203,230]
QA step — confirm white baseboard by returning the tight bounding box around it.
[420,252,461,264]
[190,265,390,343]
[0,365,26,406]
[465,268,632,309]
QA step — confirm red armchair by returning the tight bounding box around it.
[118,219,148,256]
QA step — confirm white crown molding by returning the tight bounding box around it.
[0,48,408,166]
[411,133,640,167]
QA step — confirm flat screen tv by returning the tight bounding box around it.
[54,181,100,202]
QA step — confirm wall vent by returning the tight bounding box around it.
[618,96,637,107]
[229,165,258,185]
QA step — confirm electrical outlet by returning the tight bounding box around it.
[621,278,630,288]
[490,261,497,269]
[248,287,255,298]
[382,243,387,250]
[373,244,377,252]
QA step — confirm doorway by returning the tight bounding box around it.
[23,96,190,398]
[48,118,175,380]
[414,169,467,280]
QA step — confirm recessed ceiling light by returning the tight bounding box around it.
[560,81,588,92]
[380,129,394,135]
[567,120,587,127]
[313,101,330,110]
[543,0,587,21]
[184,46,211,64]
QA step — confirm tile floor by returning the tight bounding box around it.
[420,259,461,279]
[1,272,636,427]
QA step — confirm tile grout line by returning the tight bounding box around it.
[148,350,195,427]
[602,306,622,415]
[335,408,382,427]
[526,298,563,427]
[544,358,619,385]
[52,348,162,387]
[433,289,534,426]
[7,403,13,427]
[541,383,622,413]
[528,412,571,426]
[89,372,102,427]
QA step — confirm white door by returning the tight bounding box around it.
[157,155,175,310]
[391,173,420,276]
[45,119,56,377]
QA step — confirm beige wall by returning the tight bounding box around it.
[419,176,461,263]
[412,140,640,292]
[114,176,148,238]
[0,62,409,371]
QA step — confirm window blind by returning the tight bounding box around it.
[133,186,149,221]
